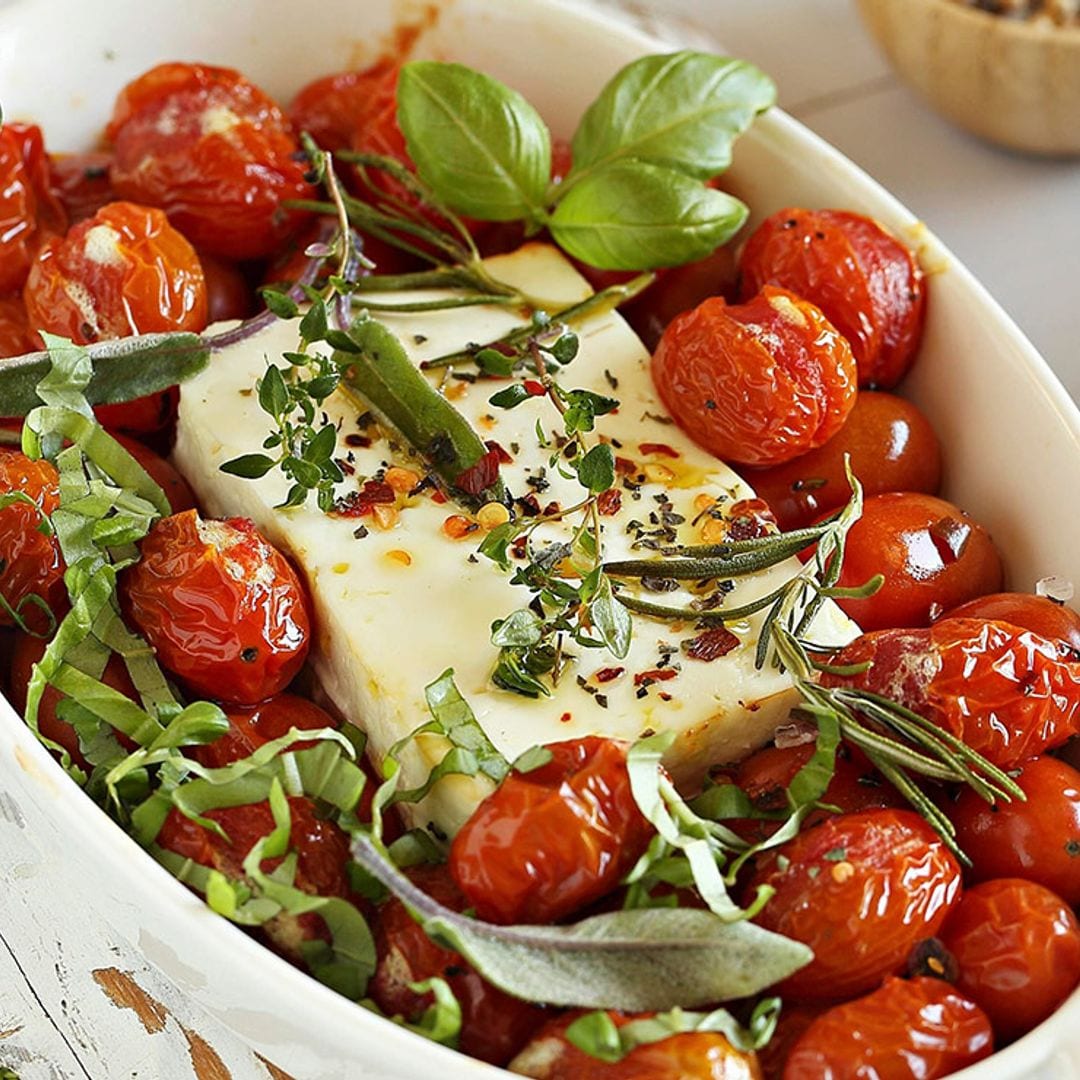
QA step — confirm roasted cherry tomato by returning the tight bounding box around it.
[450,736,653,925]
[940,878,1080,1044]
[112,433,198,513]
[370,863,544,1065]
[48,151,115,223]
[782,976,992,1079]
[0,448,65,631]
[0,122,66,294]
[107,62,312,260]
[121,510,311,704]
[815,491,1002,630]
[288,66,388,152]
[745,392,942,531]
[0,294,34,357]
[739,208,926,388]
[510,1010,762,1080]
[944,591,1080,659]
[756,1003,825,1080]
[651,286,857,468]
[198,252,255,324]
[949,755,1080,904]
[157,796,352,964]
[823,619,1080,769]
[9,632,138,770]
[746,808,962,1001]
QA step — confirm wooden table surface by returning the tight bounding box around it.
[3,2,1078,1078]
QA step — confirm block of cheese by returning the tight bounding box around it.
[174,243,857,836]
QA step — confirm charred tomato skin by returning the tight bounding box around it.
[738,207,927,389]
[782,976,993,1079]
[121,510,311,705]
[746,808,963,1002]
[823,618,1080,769]
[651,286,857,468]
[450,736,653,925]
[940,878,1080,1045]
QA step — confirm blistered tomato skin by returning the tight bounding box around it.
[944,592,1080,659]
[746,808,962,1002]
[0,122,67,294]
[121,510,311,705]
[823,618,1080,769]
[0,294,34,357]
[940,879,1080,1044]
[450,737,653,925]
[746,391,942,531]
[818,491,1002,630]
[107,62,313,260]
[650,286,857,468]
[48,151,115,223]
[510,1010,762,1080]
[370,864,544,1066]
[782,976,993,1079]
[949,756,1080,904]
[739,207,927,389]
[0,449,65,631]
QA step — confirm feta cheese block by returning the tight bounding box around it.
[174,243,858,836]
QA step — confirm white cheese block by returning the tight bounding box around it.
[174,243,858,836]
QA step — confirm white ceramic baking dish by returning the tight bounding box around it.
[2,0,1079,1077]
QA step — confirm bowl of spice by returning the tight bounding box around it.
[857,0,1080,154]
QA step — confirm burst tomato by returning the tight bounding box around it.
[746,809,962,1001]
[510,1010,762,1080]
[944,591,1080,659]
[746,392,942,530]
[120,510,311,704]
[738,208,926,388]
[782,976,992,1079]
[823,618,1080,769]
[0,122,66,294]
[370,863,544,1065]
[107,62,312,259]
[0,449,65,631]
[650,286,857,468]
[48,151,115,223]
[0,294,34,357]
[449,737,653,925]
[940,878,1080,1044]
[948,755,1080,905]
[817,491,1002,630]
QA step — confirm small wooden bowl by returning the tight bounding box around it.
[857,0,1080,155]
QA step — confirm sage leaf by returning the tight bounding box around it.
[568,52,776,183]
[398,61,551,224]
[550,162,748,270]
[352,834,812,1010]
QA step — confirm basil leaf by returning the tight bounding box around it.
[397,61,551,224]
[424,669,509,785]
[568,52,775,183]
[550,162,748,271]
[352,834,812,1010]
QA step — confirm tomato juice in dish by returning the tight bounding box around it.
[2,2,1080,1080]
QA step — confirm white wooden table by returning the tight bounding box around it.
[3,2,1078,1078]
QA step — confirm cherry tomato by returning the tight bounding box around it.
[449,737,653,925]
[817,491,1002,630]
[48,151,115,223]
[0,448,65,632]
[756,1003,825,1080]
[0,122,66,294]
[940,878,1080,1044]
[823,618,1080,769]
[120,509,311,704]
[651,286,857,468]
[111,434,197,513]
[948,755,1080,904]
[510,1010,762,1080]
[107,62,312,260]
[738,208,926,388]
[370,863,544,1065]
[746,808,962,1001]
[745,392,942,531]
[944,592,1080,659]
[198,253,255,324]
[0,294,34,357]
[288,67,388,152]
[157,796,352,964]
[782,976,992,1079]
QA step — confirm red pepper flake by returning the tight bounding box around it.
[659,691,673,702]
[523,379,546,397]
[640,442,679,459]
[456,446,501,495]
[542,501,561,516]
[634,668,678,686]
[431,489,448,505]
[726,498,778,541]
[683,627,740,662]
[597,488,622,516]
[594,666,625,684]
[330,480,395,518]
[615,456,637,475]
[344,433,372,448]
[560,711,572,723]
[487,439,514,464]
[511,535,529,559]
